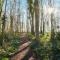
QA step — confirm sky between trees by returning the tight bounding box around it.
[2,0,60,32]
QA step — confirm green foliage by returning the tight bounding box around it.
[54,32,60,49]
[0,32,60,60]
[29,32,60,60]
[0,32,21,59]
[0,55,9,60]
[2,58,9,60]
[40,33,51,43]
[27,33,36,41]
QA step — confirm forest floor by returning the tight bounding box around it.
[9,33,36,60]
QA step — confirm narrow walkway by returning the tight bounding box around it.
[10,42,31,60]
[9,33,36,60]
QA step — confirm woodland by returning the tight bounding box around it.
[0,0,60,60]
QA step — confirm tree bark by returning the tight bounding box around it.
[34,0,39,39]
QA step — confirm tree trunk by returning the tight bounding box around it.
[0,0,4,33]
[31,13,35,35]
[2,0,7,47]
[34,0,39,39]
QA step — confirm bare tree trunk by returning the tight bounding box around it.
[13,0,16,34]
[0,0,4,17]
[0,0,4,33]
[40,7,44,34]
[16,0,20,33]
[31,13,35,35]
[10,0,13,33]
[2,0,7,47]
[2,0,7,33]
[27,0,35,35]
[34,0,39,39]
[17,0,21,33]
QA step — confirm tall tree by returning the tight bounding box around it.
[34,0,39,39]
[12,0,16,33]
[0,0,4,32]
[16,0,21,33]
[48,0,55,39]
[0,0,4,17]
[2,0,7,47]
[10,0,14,33]
[27,0,35,35]
[2,0,7,34]
[40,0,45,34]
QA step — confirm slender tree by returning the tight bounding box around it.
[40,0,45,34]
[0,0,4,17]
[0,0,4,32]
[10,0,14,33]
[2,0,7,34]
[17,0,21,33]
[48,0,55,39]
[27,0,35,35]
[34,0,39,39]
[2,0,7,47]
[12,0,16,33]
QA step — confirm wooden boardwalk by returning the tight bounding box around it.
[9,34,37,60]
[10,42,31,60]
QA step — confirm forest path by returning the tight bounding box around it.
[9,33,36,60]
